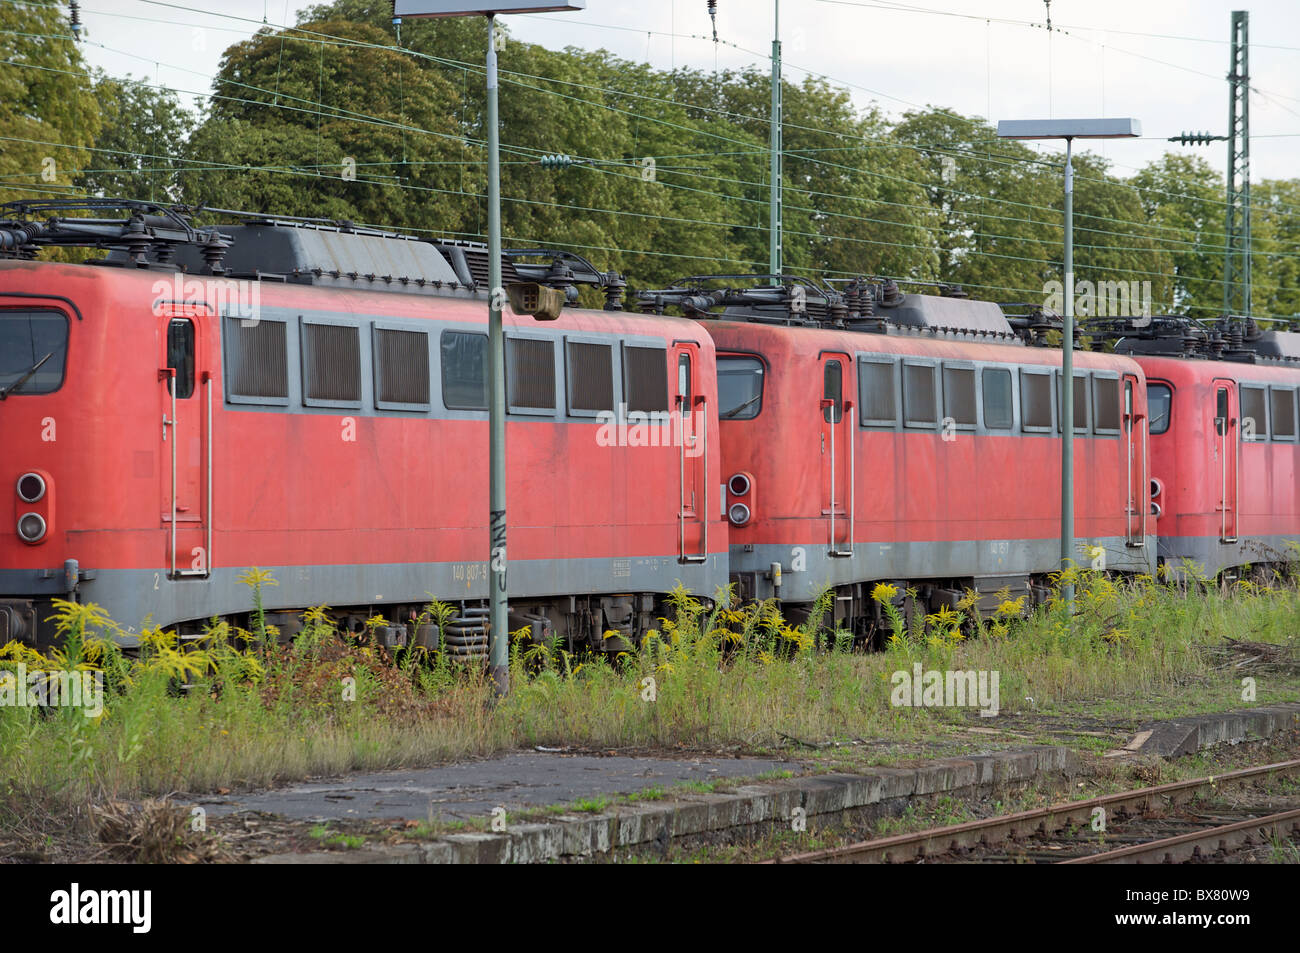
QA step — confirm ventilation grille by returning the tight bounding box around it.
[227,317,288,399]
[567,341,614,412]
[903,363,936,425]
[463,248,521,289]
[1094,378,1120,431]
[375,328,430,405]
[623,346,668,412]
[860,361,895,423]
[942,366,977,426]
[1021,372,1052,429]
[303,323,361,402]
[507,337,555,410]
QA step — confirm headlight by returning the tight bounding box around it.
[727,502,751,526]
[17,512,46,543]
[17,472,45,503]
[728,472,751,496]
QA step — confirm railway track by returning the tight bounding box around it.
[774,759,1300,864]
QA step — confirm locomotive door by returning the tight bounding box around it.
[1212,378,1239,543]
[1123,375,1147,546]
[820,353,854,557]
[674,344,707,562]
[158,305,212,578]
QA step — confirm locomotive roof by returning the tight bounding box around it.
[705,317,1143,373]
[0,198,627,309]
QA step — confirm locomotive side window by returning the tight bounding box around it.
[859,358,897,427]
[226,316,288,401]
[1020,370,1053,432]
[506,336,556,413]
[0,310,69,396]
[302,321,361,405]
[1057,372,1090,434]
[1240,385,1268,442]
[902,361,937,429]
[440,330,488,410]
[678,353,693,409]
[717,356,763,419]
[1148,383,1172,434]
[373,327,430,408]
[566,341,615,414]
[941,365,976,428]
[981,368,1013,430]
[1092,375,1121,434]
[623,345,669,413]
[823,360,843,424]
[1270,387,1297,441]
[166,318,195,399]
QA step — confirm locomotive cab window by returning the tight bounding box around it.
[1240,385,1268,442]
[1270,387,1297,441]
[718,355,763,419]
[1148,383,1172,435]
[942,364,976,429]
[981,368,1013,430]
[823,360,843,424]
[902,361,938,429]
[0,310,69,397]
[166,319,195,399]
[859,357,898,427]
[441,330,488,411]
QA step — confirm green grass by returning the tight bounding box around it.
[1,569,1298,828]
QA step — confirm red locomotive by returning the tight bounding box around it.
[1114,318,1300,580]
[1,201,725,651]
[2,200,1296,652]
[637,277,1154,638]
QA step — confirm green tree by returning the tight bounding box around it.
[0,0,100,203]
[181,18,465,233]
[1129,153,1224,318]
[75,72,195,201]
[1251,179,1300,321]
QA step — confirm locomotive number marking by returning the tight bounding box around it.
[452,562,488,583]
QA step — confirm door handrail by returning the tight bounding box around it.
[830,401,855,557]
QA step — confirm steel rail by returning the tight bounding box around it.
[1060,807,1300,864]
[774,758,1300,864]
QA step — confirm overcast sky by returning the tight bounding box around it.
[76,0,1300,181]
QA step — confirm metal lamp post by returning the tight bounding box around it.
[394,1,588,698]
[996,118,1140,605]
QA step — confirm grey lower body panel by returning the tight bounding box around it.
[731,535,1157,603]
[0,552,729,639]
[1158,533,1300,579]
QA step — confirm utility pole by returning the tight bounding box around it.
[1168,11,1250,319]
[1225,10,1250,318]
[394,1,586,700]
[770,0,782,282]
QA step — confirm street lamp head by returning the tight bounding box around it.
[997,118,1141,140]
[393,1,584,14]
